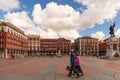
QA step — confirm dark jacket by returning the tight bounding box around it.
[70,52,76,65]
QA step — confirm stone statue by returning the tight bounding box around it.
[109,22,115,37]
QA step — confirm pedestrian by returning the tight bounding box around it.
[11,53,15,59]
[75,52,84,76]
[68,50,80,78]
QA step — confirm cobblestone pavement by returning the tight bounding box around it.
[0,56,120,80]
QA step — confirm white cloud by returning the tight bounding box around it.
[74,0,120,25]
[32,2,81,40]
[58,30,80,41]
[32,2,81,31]
[32,1,120,31]
[115,28,120,38]
[32,4,42,25]
[0,0,19,11]
[91,31,105,40]
[38,27,59,39]
[4,11,36,34]
[32,1,120,40]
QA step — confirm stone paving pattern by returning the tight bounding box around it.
[0,56,120,80]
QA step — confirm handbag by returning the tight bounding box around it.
[66,66,71,71]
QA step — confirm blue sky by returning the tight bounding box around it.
[0,0,120,41]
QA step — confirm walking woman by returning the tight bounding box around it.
[75,52,84,76]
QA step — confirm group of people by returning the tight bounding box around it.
[68,50,84,78]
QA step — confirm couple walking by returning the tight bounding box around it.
[68,50,84,78]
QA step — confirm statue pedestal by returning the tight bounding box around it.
[57,50,62,57]
[106,36,120,59]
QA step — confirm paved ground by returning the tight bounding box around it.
[0,56,120,80]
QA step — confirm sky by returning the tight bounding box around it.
[0,0,120,41]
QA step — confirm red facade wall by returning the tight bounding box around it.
[40,39,58,53]
[99,39,108,55]
[4,32,7,49]
[5,33,28,51]
[40,38,71,54]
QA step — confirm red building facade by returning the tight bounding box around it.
[40,38,71,55]
[0,21,28,58]
[99,39,108,56]
[40,39,57,54]
[58,38,71,55]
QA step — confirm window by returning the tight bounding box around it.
[14,32,15,36]
[11,30,13,34]
[2,27,4,32]
[0,27,1,31]
[1,44,2,48]
[8,28,9,33]
[107,45,110,50]
[113,44,117,50]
